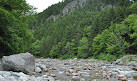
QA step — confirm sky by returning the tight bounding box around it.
[26,0,63,12]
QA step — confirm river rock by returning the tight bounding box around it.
[40,76,55,81]
[2,53,35,74]
[119,71,137,76]
[35,67,42,73]
[72,76,81,81]
[128,61,137,66]
[115,55,137,65]
[36,63,47,70]
[0,71,11,76]
[39,64,47,70]
[0,75,3,79]
[30,75,37,81]
[114,59,124,65]
[11,72,27,77]
[118,75,127,81]
[19,76,30,81]
[132,67,137,71]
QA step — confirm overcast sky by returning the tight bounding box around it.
[26,0,63,12]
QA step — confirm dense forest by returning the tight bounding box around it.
[0,0,35,56]
[1,0,137,61]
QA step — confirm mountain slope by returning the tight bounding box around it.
[30,0,137,61]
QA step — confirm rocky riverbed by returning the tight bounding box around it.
[0,57,137,81]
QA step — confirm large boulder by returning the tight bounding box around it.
[2,53,35,73]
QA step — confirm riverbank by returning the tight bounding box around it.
[0,56,137,81]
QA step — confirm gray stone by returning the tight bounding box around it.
[36,77,43,81]
[6,76,18,81]
[45,76,55,81]
[30,75,37,81]
[73,58,78,60]
[2,53,35,73]
[36,76,54,81]
[46,14,60,21]
[71,73,79,76]
[35,63,40,67]
[128,61,137,66]
[0,75,3,79]
[119,71,137,76]
[35,67,42,73]
[50,74,56,77]
[115,55,137,65]
[0,71,11,76]
[64,63,70,65]
[62,0,87,16]
[114,59,124,65]
[39,64,46,70]
[11,72,27,77]
[72,76,81,81]
[118,75,127,81]
[19,76,30,81]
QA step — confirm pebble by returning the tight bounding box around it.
[118,75,127,81]
[50,74,56,77]
[64,63,70,65]
[70,73,79,76]
[72,76,81,81]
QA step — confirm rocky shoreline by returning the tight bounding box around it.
[0,54,137,81]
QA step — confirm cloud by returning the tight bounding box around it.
[26,0,63,12]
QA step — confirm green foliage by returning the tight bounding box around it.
[0,0,34,57]
[128,2,137,13]
[50,42,62,58]
[123,14,137,53]
[96,53,117,61]
[29,0,137,60]
[64,39,78,56]
[92,27,129,57]
[71,39,78,55]
[31,40,42,57]
[93,14,137,61]
[124,14,137,44]
[78,37,89,58]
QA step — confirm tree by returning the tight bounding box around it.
[71,39,78,55]
[128,2,137,15]
[123,14,137,53]
[64,42,71,55]
[31,40,42,57]
[78,37,89,58]
[49,42,62,58]
[92,14,137,60]
[64,39,78,56]
[0,0,33,57]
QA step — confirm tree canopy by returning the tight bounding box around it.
[0,0,34,57]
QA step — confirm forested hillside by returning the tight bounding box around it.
[28,0,137,61]
[1,0,137,61]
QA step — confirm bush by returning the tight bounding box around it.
[97,53,117,61]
